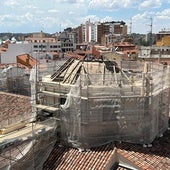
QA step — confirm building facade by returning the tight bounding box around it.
[139,46,170,65]
[76,21,127,44]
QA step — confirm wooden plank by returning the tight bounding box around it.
[51,58,74,80]
[63,60,81,83]
[35,104,60,112]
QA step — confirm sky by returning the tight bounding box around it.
[0,0,170,34]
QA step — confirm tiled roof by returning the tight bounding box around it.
[42,143,116,170]
[0,63,27,69]
[116,129,170,170]
[17,54,36,69]
[0,92,31,122]
[43,128,170,170]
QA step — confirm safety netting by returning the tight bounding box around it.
[60,61,170,149]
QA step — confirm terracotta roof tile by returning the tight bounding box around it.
[43,128,170,170]
[43,143,116,170]
[17,54,36,69]
[0,63,27,69]
[116,129,170,170]
[0,92,31,124]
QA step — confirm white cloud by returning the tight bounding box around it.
[24,12,33,21]
[59,0,84,3]
[0,12,34,28]
[82,15,99,23]
[132,13,148,22]
[48,9,59,13]
[0,0,169,33]
[24,5,37,9]
[156,9,170,19]
[89,0,138,10]
[139,0,162,10]
[100,16,113,22]
[69,11,75,15]
[4,0,19,6]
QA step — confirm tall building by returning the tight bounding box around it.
[83,20,97,43]
[104,21,127,35]
[76,20,127,44]
[97,23,110,44]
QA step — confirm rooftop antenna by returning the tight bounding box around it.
[129,18,132,35]
[147,17,153,46]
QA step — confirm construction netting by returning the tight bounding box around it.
[0,66,30,96]
[0,59,67,170]
[60,62,170,149]
[0,118,58,170]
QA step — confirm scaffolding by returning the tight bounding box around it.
[0,118,57,170]
[0,57,170,169]
[35,58,170,149]
[0,66,31,96]
[0,59,65,170]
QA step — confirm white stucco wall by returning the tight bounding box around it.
[1,43,32,64]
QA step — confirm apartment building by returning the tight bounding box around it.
[26,31,76,53]
[77,20,127,44]
[25,31,57,43]
[139,46,170,64]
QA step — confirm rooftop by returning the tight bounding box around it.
[0,92,31,126]
[17,53,37,69]
[0,63,27,69]
[43,128,170,170]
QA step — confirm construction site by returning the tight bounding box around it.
[0,55,170,169]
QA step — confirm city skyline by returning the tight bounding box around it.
[0,0,170,34]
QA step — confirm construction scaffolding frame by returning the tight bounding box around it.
[0,58,169,169]
[34,58,170,149]
[0,59,65,170]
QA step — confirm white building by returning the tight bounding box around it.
[0,43,33,64]
[82,21,98,43]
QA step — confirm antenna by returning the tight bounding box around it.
[147,17,153,46]
[129,18,132,35]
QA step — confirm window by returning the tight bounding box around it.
[60,98,66,105]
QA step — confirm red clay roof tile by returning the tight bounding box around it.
[43,143,116,170]
[43,128,170,170]
[0,92,31,124]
